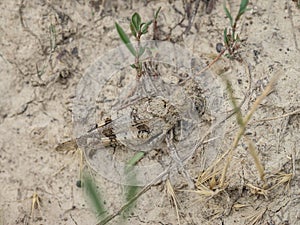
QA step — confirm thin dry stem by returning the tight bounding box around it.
[196,165,222,192]
[191,184,218,197]
[243,70,281,125]
[196,49,226,76]
[245,207,267,225]
[245,137,266,184]
[268,172,293,191]
[166,179,181,225]
[246,183,268,199]
[219,70,282,187]
[31,190,42,220]
[253,108,300,123]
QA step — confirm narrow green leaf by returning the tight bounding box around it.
[223,28,229,46]
[235,34,240,42]
[115,22,136,56]
[126,152,145,171]
[223,2,233,27]
[131,13,141,32]
[154,6,162,19]
[146,20,153,27]
[138,46,146,57]
[140,22,145,29]
[238,0,249,16]
[83,173,107,219]
[141,29,148,35]
[130,64,137,69]
[130,22,137,38]
[115,22,129,44]
[141,20,153,34]
[123,151,144,218]
[123,184,139,218]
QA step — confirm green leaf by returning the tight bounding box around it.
[115,22,136,56]
[123,184,139,218]
[130,22,137,38]
[138,46,145,57]
[235,34,240,42]
[122,151,144,219]
[223,28,229,46]
[83,173,107,219]
[141,20,153,34]
[126,152,145,171]
[131,13,141,33]
[238,0,249,16]
[130,64,137,69]
[154,6,162,19]
[223,2,233,27]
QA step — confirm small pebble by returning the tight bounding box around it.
[216,43,224,53]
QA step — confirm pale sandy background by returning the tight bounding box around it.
[0,0,299,225]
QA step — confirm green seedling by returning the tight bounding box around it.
[115,9,161,78]
[196,0,249,75]
[115,13,152,78]
[223,0,249,58]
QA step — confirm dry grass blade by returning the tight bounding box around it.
[195,149,231,193]
[243,70,281,126]
[268,172,293,191]
[245,207,267,225]
[219,70,282,187]
[233,203,249,210]
[166,179,181,225]
[31,190,42,220]
[196,165,222,191]
[191,184,218,197]
[253,108,300,123]
[245,137,266,184]
[246,183,268,199]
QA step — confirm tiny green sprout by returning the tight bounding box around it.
[130,13,141,38]
[115,11,156,78]
[223,0,249,58]
[130,13,153,40]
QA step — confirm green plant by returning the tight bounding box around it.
[223,0,249,58]
[115,12,153,78]
[196,0,249,75]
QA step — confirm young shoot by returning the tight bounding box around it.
[223,0,249,58]
[115,12,154,78]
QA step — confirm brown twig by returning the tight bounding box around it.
[196,49,226,76]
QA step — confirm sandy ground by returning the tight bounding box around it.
[0,0,299,225]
